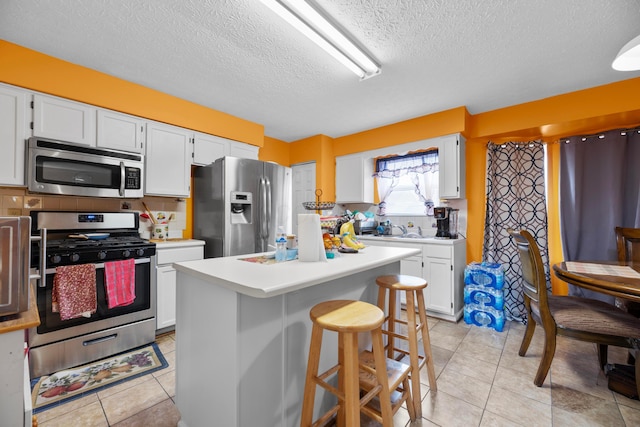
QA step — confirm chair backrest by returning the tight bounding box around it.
[507,228,549,310]
[615,227,640,263]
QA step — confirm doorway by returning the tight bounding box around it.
[292,162,316,234]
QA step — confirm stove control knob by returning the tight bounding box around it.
[70,253,80,263]
[51,254,62,264]
[97,251,107,260]
[136,248,145,256]
[122,249,131,258]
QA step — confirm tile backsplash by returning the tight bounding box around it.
[0,186,187,239]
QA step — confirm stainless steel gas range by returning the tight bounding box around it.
[28,211,156,377]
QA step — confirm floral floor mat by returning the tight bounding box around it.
[30,343,167,414]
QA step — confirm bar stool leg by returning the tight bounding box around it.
[371,327,394,426]
[405,291,423,417]
[416,289,437,391]
[385,288,398,360]
[300,324,323,426]
[342,331,360,427]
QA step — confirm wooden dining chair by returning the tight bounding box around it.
[508,228,640,394]
[616,227,640,263]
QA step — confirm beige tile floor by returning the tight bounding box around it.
[35,316,640,426]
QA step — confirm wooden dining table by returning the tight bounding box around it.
[553,261,640,303]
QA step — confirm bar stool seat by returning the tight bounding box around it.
[300,300,394,427]
[376,274,437,417]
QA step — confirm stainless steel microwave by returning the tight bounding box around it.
[27,137,144,198]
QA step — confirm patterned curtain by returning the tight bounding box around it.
[483,141,550,323]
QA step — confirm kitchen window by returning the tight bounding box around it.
[374,149,439,216]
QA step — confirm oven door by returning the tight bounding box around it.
[29,257,155,347]
[27,137,144,198]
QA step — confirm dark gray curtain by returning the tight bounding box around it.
[560,128,640,302]
[484,141,549,323]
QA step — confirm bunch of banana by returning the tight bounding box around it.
[339,221,365,250]
[341,232,365,250]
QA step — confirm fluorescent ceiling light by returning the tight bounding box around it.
[260,0,381,80]
[612,34,640,71]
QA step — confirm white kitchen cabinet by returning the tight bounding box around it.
[193,133,260,165]
[335,155,374,203]
[32,93,96,146]
[228,141,259,160]
[145,121,192,197]
[422,241,466,321]
[155,241,205,331]
[97,109,145,153]
[192,132,229,165]
[438,134,466,199]
[0,83,29,186]
[401,253,423,278]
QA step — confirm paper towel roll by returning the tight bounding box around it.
[297,214,327,262]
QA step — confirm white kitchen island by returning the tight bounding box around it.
[172,245,420,427]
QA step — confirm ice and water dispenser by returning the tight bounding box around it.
[230,191,252,224]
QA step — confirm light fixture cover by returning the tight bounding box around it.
[260,0,380,80]
[612,34,640,71]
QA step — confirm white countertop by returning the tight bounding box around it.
[153,239,205,249]
[173,245,420,298]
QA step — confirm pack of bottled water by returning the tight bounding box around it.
[463,262,505,332]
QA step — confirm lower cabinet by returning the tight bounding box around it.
[155,241,205,331]
[361,237,466,321]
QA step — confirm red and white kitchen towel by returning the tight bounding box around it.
[104,259,136,309]
[53,264,97,320]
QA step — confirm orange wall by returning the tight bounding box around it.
[0,40,264,146]
[332,107,469,157]
[260,136,290,165]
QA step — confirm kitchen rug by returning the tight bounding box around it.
[30,343,167,414]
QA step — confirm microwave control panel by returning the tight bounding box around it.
[125,167,142,189]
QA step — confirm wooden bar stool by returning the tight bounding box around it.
[376,274,437,417]
[300,300,394,427]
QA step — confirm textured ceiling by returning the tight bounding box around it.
[1,0,640,142]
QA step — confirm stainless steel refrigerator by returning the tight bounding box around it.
[194,156,292,258]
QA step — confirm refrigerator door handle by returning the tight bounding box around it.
[265,177,272,235]
[259,177,268,243]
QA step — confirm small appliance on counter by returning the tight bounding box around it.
[434,207,459,239]
[0,216,32,316]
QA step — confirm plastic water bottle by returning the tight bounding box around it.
[275,226,287,262]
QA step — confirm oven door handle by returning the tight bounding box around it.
[43,257,151,274]
[29,227,47,288]
[119,161,125,197]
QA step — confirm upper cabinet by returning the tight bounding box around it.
[192,132,229,166]
[32,94,96,146]
[193,132,259,166]
[335,155,374,203]
[229,141,259,160]
[145,121,192,197]
[438,134,465,199]
[0,83,30,186]
[97,109,146,153]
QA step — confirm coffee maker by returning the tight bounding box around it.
[434,207,459,239]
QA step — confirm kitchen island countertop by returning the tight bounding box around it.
[173,245,420,298]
